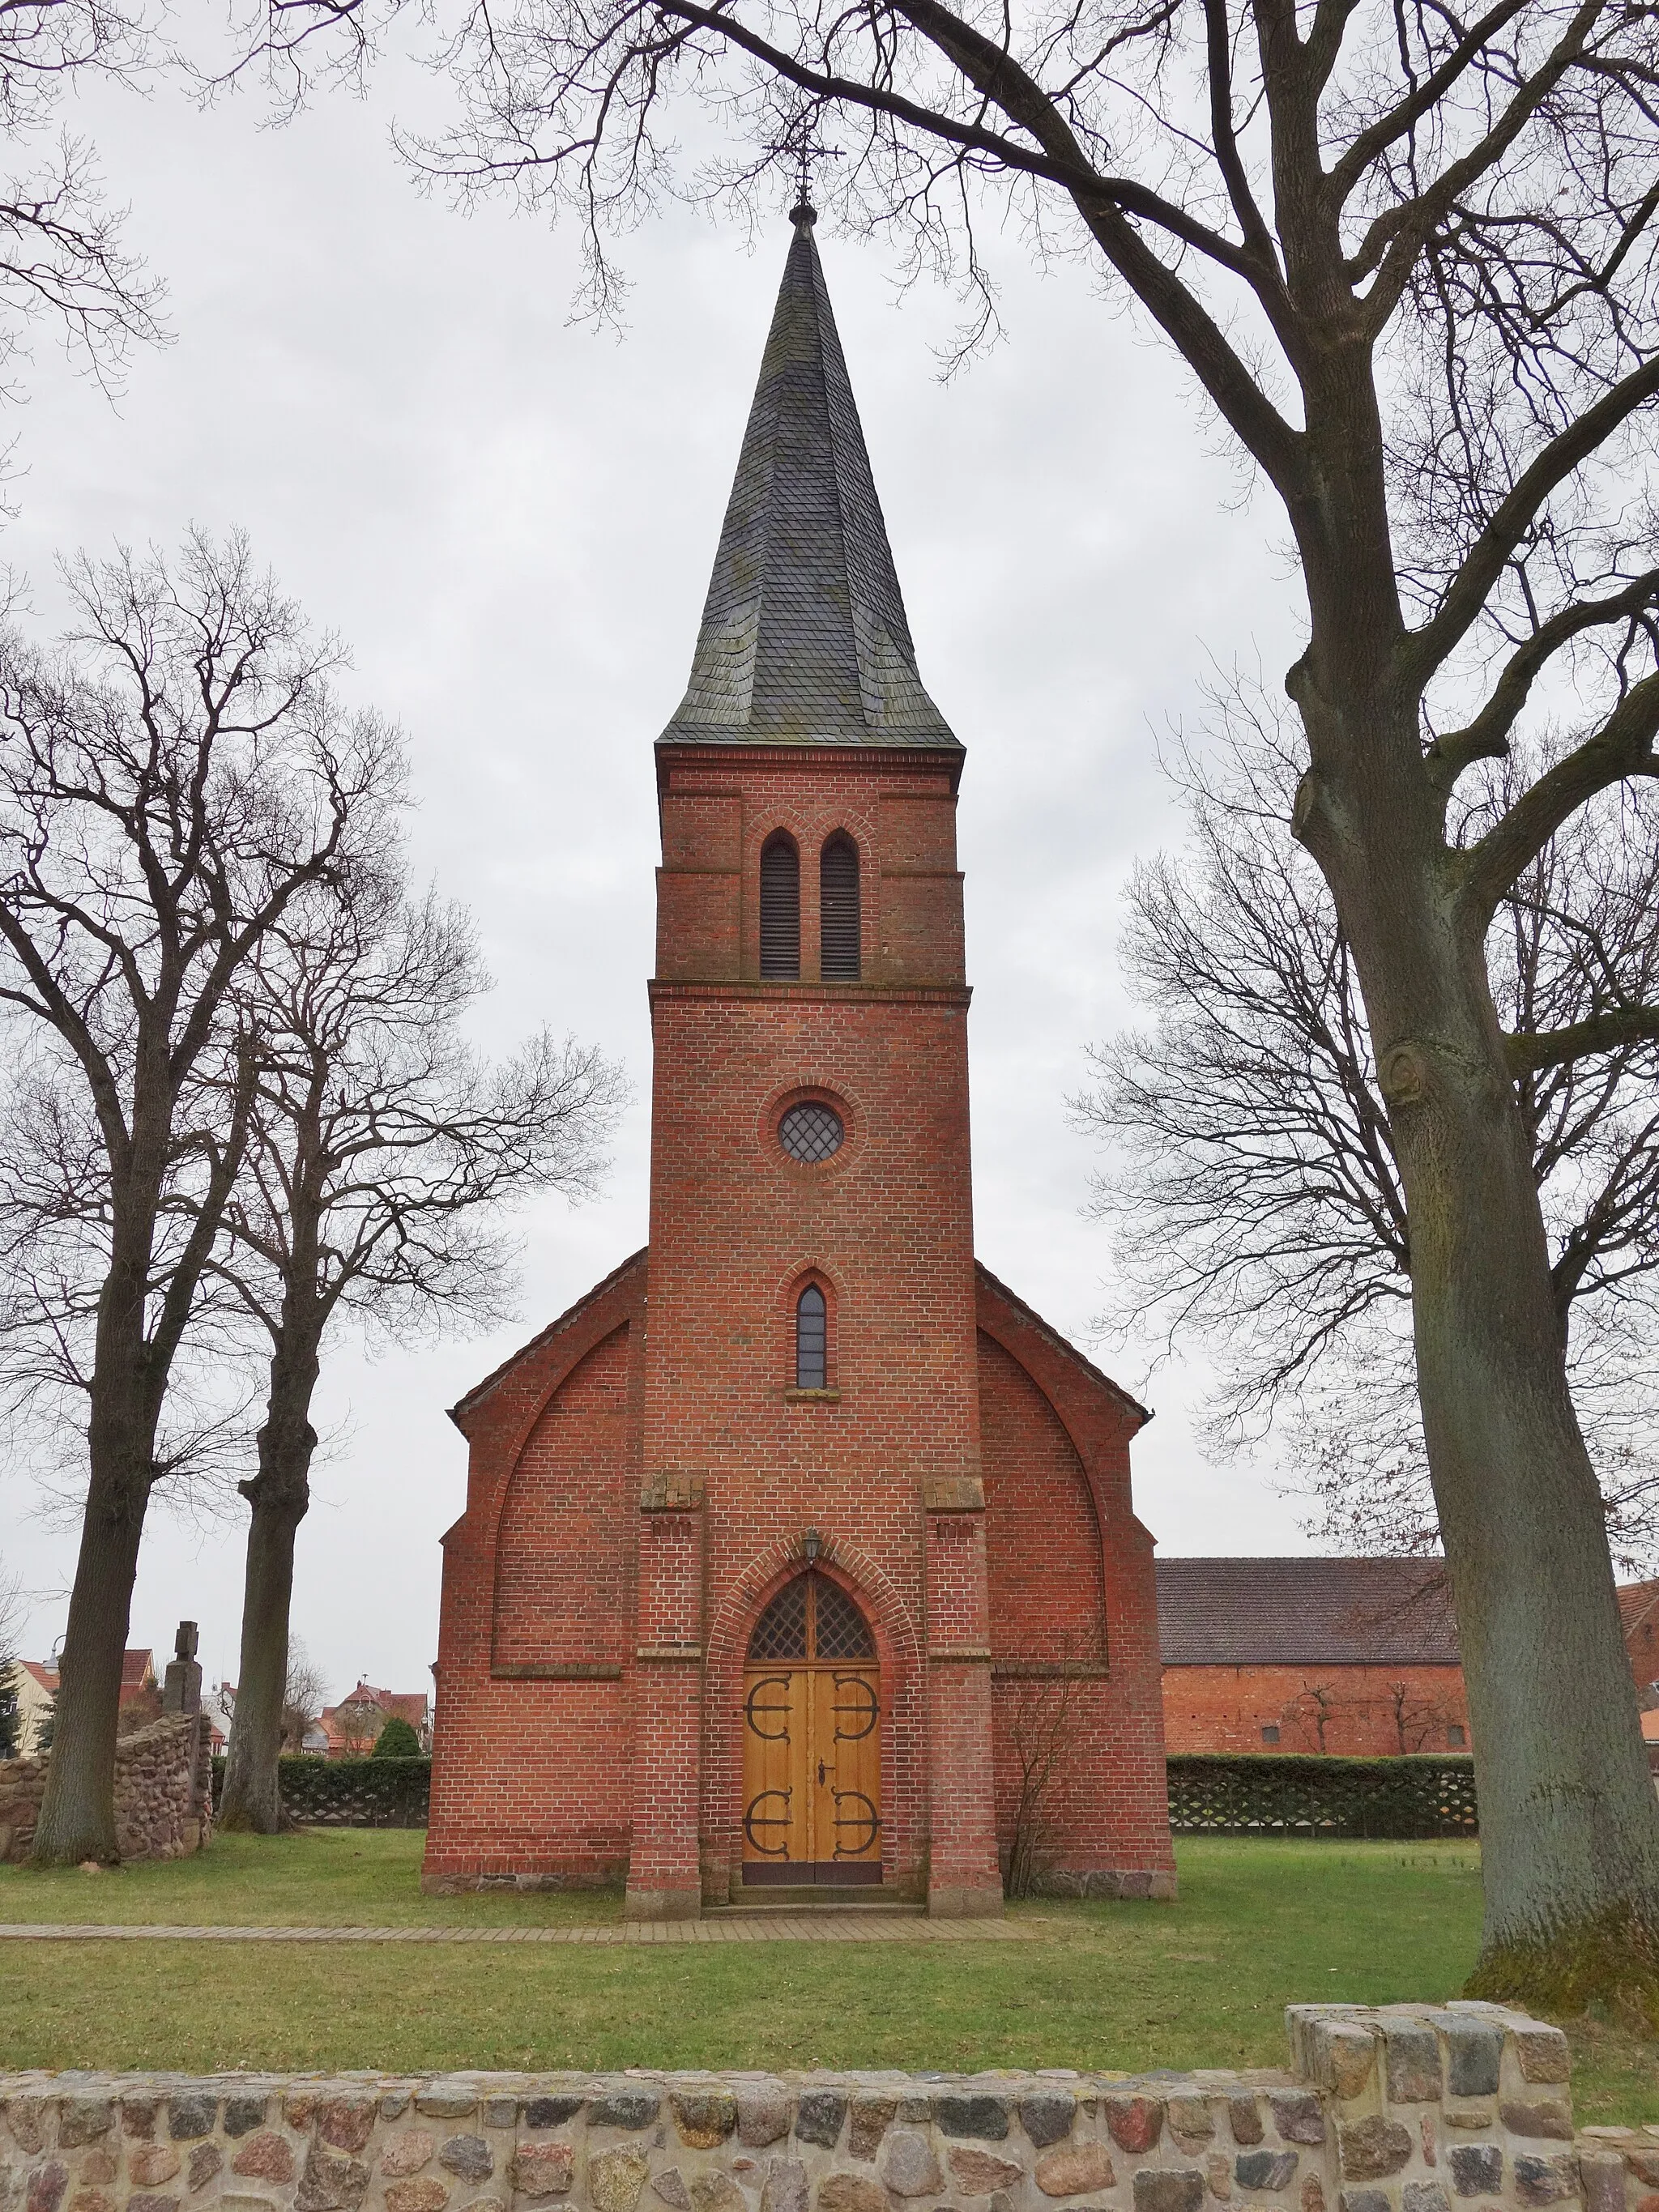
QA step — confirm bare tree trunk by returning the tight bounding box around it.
[29,1447,147,1864]
[1396,997,1659,1995]
[1315,718,1659,1997]
[31,1200,160,1865]
[220,1327,320,1834]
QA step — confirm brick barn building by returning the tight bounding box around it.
[1157,1558,1470,1755]
[422,206,1175,1917]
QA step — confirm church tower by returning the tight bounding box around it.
[424,211,1175,1916]
[635,200,994,1918]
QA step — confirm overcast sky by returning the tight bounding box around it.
[0,50,1314,1703]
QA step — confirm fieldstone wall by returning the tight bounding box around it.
[0,2005,1634,2212]
[0,1712,212,1865]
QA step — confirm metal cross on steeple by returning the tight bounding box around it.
[768,128,842,223]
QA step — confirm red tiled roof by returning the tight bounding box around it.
[317,1683,429,1752]
[1157,1557,1461,1667]
[19,1660,58,1693]
[121,1649,156,1690]
[1618,1579,1659,1640]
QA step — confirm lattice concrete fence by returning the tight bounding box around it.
[2,2005,1649,2212]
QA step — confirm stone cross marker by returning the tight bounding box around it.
[162,1619,202,1717]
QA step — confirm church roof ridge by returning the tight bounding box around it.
[659,209,960,753]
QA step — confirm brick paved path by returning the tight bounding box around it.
[0,1914,1044,1944]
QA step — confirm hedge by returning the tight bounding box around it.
[1166,1752,1478,1838]
[211,1754,430,1828]
[207,1749,1475,1840]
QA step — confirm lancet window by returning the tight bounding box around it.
[795,1283,828,1388]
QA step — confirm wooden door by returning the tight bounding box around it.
[742,1574,882,1886]
[741,1669,810,1867]
[809,1670,881,1871]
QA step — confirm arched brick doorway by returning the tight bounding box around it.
[740,1571,882,1886]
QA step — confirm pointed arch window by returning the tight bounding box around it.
[795,1283,828,1389]
[760,832,800,979]
[748,1573,874,1662]
[820,833,861,980]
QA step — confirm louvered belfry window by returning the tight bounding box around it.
[795,1283,828,1388]
[760,832,801,978]
[820,833,861,980]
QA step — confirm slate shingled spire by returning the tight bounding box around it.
[659,206,958,749]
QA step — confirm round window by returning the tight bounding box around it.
[778,1100,845,1163]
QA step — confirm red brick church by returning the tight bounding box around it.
[423,204,1175,1916]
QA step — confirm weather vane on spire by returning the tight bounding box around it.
[766,125,843,224]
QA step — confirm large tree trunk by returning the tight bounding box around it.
[219,1328,321,1834]
[1312,703,1659,2001]
[30,1178,164,1868]
[29,1066,238,1866]
[29,1405,151,1865]
[1387,966,1659,1999]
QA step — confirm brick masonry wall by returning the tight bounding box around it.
[492,1331,635,1678]
[977,1279,1174,1898]
[0,1714,211,1865]
[0,2006,1614,2212]
[1162,1668,1473,1758]
[424,1261,646,1893]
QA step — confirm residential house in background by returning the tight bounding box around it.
[314,1681,431,1758]
[1622,1579,1659,1743]
[203,1681,236,1754]
[119,1650,160,1731]
[6,1659,58,1754]
[1158,1558,1469,1754]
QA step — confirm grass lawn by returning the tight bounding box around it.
[0,1832,1653,2121]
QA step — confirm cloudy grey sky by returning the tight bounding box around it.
[0,50,1311,1703]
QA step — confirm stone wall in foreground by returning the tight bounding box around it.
[0,1713,212,1865]
[0,2005,1640,2212]
[0,2017,1645,2212]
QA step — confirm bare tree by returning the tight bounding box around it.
[215,865,625,1833]
[0,529,392,1864]
[1282,1680,1344,1754]
[228,0,1659,2007]
[279,1638,327,1754]
[331,1693,382,1757]
[0,0,167,421]
[1386,1680,1456,1754]
[1000,1668,1082,1899]
[1074,691,1659,1568]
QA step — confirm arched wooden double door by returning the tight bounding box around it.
[741,1573,882,1886]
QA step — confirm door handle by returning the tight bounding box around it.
[817,1760,826,1785]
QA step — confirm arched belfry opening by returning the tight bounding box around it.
[820,833,860,979]
[741,1571,881,1886]
[759,833,800,978]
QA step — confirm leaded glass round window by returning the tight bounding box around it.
[778,1101,844,1162]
